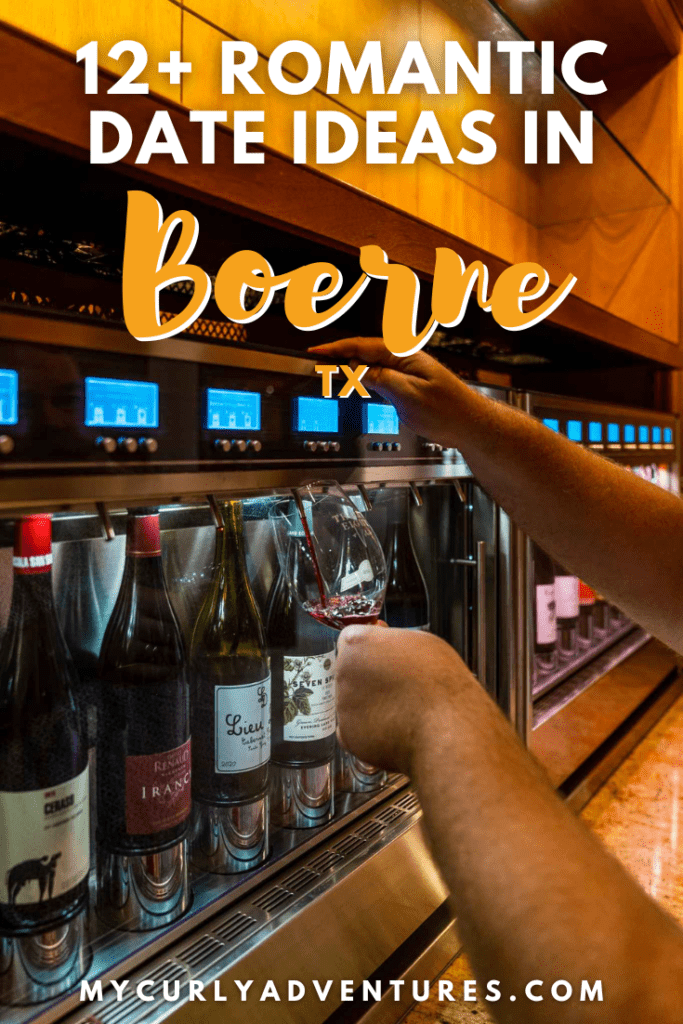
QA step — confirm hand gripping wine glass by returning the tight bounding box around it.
[269,481,387,631]
[270,482,388,795]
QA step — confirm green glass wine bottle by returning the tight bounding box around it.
[190,500,270,873]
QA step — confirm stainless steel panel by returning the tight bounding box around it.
[61,794,448,1024]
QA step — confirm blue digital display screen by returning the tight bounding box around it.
[206,389,260,431]
[566,420,582,442]
[295,397,339,434]
[543,418,559,432]
[588,421,602,443]
[363,403,399,435]
[624,424,636,444]
[665,427,673,444]
[0,369,18,426]
[638,425,649,444]
[85,377,159,429]
[608,423,620,443]
[652,427,662,444]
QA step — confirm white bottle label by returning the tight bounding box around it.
[535,584,556,644]
[407,624,430,631]
[555,576,579,619]
[215,677,271,773]
[0,767,90,907]
[283,650,336,742]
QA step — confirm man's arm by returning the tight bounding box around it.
[336,626,683,1023]
[310,339,683,655]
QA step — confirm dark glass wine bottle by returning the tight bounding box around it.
[266,538,336,769]
[533,544,556,671]
[57,540,106,857]
[0,515,90,936]
[190,500,271,810]
[97,510,191,856]
[382,489,430,630]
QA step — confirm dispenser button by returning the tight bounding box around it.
[304,440,318,452]
[423,442,436,453]
[232,439,247,452]
[392,442,402,452]
[96,436,116,455]
[118,437,138,454]
[330,441,341,452]
[215,439,232,453]
[141,437,158,454]
[319,441,330,453]
[371,441,383,451]
[247,440,262,453]
[0,435,15,456]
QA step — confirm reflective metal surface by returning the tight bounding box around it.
[191,798,270,875]
[335,748,387,794]
[96,840,190,932]
[0,910,90,1007]
[66,789,446,1024]
[270,763,334,829]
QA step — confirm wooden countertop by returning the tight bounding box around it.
[404,694,683,1022]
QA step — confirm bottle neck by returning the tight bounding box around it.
[123,512,167,588]
[219,502,248,571]
[9,570,56,622]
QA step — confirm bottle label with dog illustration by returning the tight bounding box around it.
[0,768,89,907]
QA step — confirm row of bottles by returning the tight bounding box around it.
[0,487,430,1004]
[533,543,628,680]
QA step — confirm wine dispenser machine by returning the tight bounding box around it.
[0,308,680,1024]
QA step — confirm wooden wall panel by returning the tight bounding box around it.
[606,205,680,341]
[0,0,681,358]
[539,207,666,311]
[602,59,677,202]
[0,0,182,100]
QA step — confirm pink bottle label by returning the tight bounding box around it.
[125,739,191,835]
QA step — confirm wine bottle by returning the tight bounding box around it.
[0,515,89,938]
[554,563,579,657]
[96,510,191,858]
[382,489,430,630]
[266,521,336,828]
[593,591,608,631]
[532,545,556,672]
[578,580,596,643]
[190,500,270,871]
[56,540,107,859]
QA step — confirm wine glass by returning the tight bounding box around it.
[269,480,387,630]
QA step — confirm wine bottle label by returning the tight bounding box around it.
[340,559,374,593]
[579,581,596,606]
[555,576,579,619]
[215,677,271,773]
[535,584,556,644]
[0,767,89,907]
[283,650,336,742]
[125,739,191,835]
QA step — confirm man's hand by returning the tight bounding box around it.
[308,337,468,449]
[336,624,482,775]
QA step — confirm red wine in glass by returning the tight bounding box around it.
[304,594,382,630]
[269,483,386,632]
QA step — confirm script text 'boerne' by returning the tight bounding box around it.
[122,191,577,355]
